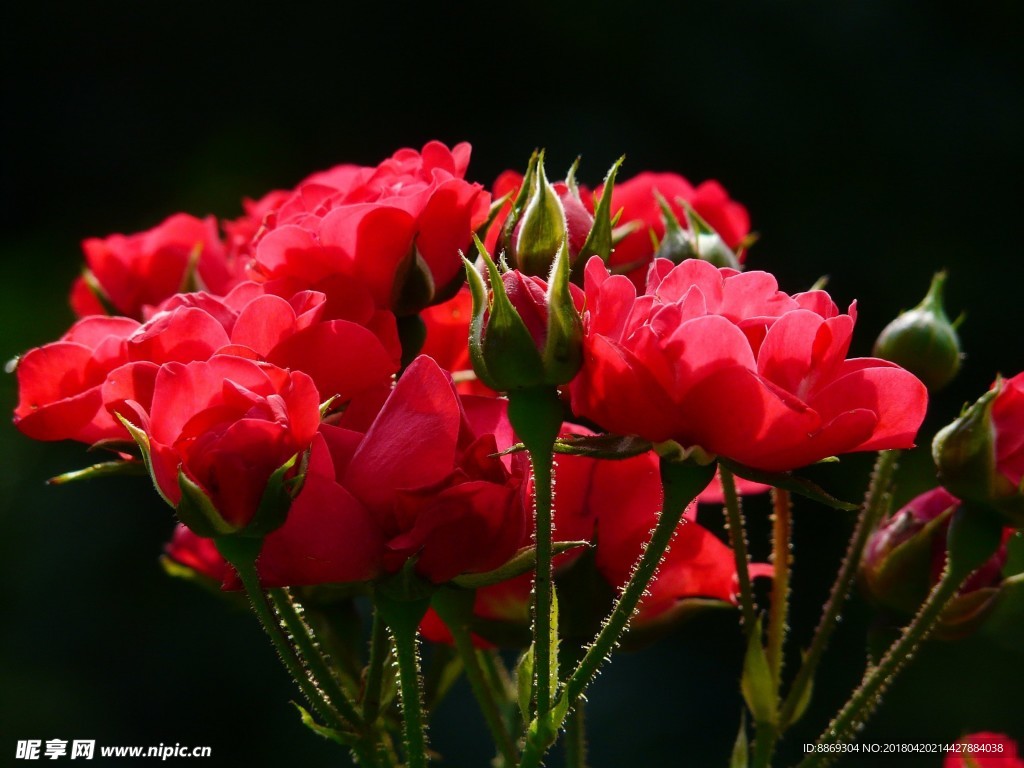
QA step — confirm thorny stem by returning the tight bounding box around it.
[751,488,793,768]
[796,564,969,768]
[218,541,378,768]
[362,604,389,723]
[269,589,366,729]
[778,450,899,729]
[377,596,431,768]
[515,459,714,768]
[719,465,758,637]
[766,489,792,686]
[506,388,563,728]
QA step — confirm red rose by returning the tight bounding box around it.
[71,213,238,319]
[943,733,1023,767]
[13,316,139,443]
[122,355,321,532]
[251,141,490,314]
[256,356,529,586]
[101,282,399,423]
[569,257,927,471]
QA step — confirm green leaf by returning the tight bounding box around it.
[547,585,560,702]
[730,712,749,768]
[718,458,858,511]
[423,644,462,711]
[47,459,147,485]
[781,651,815,729]
[516,647,534,722]
[451,541,590,589]
[552,433,653,460]
[740,617,777,725]
[292,703,358,747]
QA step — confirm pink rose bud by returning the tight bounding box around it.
[861,487,1009,637]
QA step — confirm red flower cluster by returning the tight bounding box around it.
[13,140,929,637]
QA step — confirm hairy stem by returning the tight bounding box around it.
[779,450,899,728]
[719,465,758,636]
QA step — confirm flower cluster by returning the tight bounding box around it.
[19,140,999,768]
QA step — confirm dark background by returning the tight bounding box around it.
[2,2,1022,766]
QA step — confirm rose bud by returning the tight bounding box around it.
[874,270,962,391]
[933,372,1024,527]
[653,193,741,270]
[497,154,620,277]
[465,238,583,392]
[861,488,1009,637]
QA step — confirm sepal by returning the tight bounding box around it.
[451,541,590,589]
[576,156,624,264]
[512,151,566,277]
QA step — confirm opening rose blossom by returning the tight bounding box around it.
[569,256,928,471]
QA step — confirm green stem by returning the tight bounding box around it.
[565,706,589,768]
[778,450,899,729]
[217,540,378,768]
[378,596,431,768]
[719,465,758,637]
[506,388,563,727]
[796,564,968,768]
[751,489,792,768]
[751,722,776,768]
[433,587,518,767]
[567,459,713,700]
[517,460,713,768]
[766,489,792,686]
[269,589,366,729]
[362,604,389,723]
